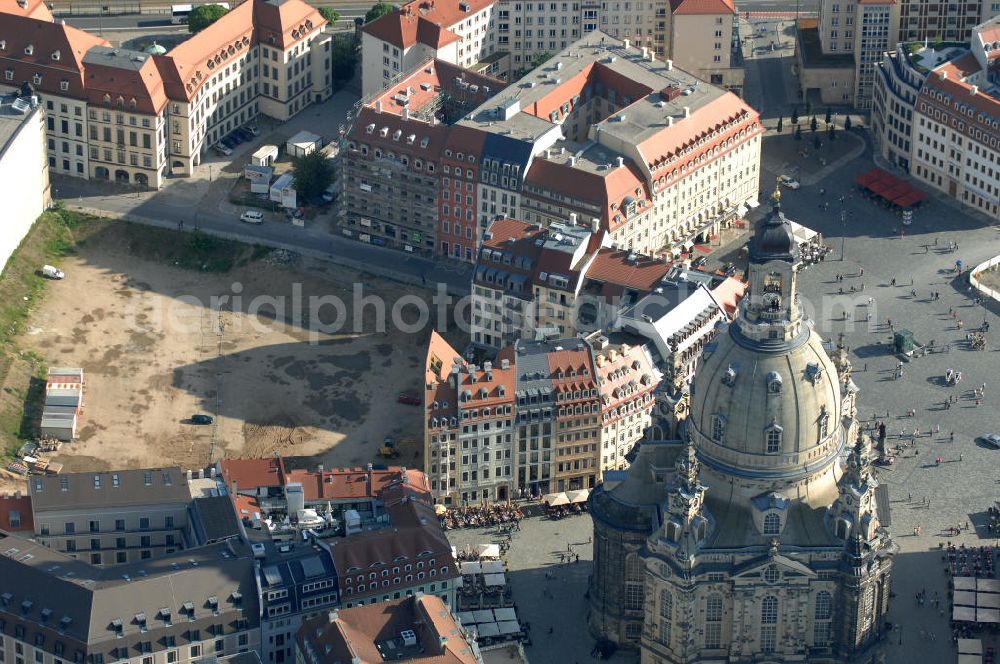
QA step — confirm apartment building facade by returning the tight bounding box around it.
[424,329,658,500]
[910,25,1000,220]
[361,0,742,95]
[869,17,1000,220]
[27,467,192,565]
[0,533,261,664]
[424,332,518,504]
[0,0,330,188]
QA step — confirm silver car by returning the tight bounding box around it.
[978,433,1000,449]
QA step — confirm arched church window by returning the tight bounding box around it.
[760,596,778,653]
[765,425,782,454]
[711,415,725,442]
[835,518,850,539]
[705,594,723,649]
[818,408,830,442]
[659,590,673,646]
[763,513,781,535]
[814,591,833,645]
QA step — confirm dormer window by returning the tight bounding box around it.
[24,44,33,55]
[766,371,782,394]
[60,80,69,91]
[710,414,725,442]
[103,94,111,106]
[722,364,738,386]
[4,69,12,81]
[765,424,782,454]
[32,73,41,84]
[51,50,60,61]
[805,362,824,384]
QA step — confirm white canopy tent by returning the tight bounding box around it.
[484,573,506,587]
[460,561,482,575]
[955,577,978,591]
[543,492,570,506]
[566,488,590,503]
[482,560,504,574]
[954,605,977,621]
[477,543,501,558]
[958,639,984,655]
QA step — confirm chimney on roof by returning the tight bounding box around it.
[623,38,631,50]
[376,100,383,113]
[231,480,237,494]
[616,156,624,167]
[327,610,338,623]
[971,84,979,95]
[684,106,690,118]
[939,70,948,80]
[569,212,578,224]
[402,107,410,120]
[210,466,217,478]
[569,155,576,166]
[649,49,656,62]
[666,59,673,70]
[186,469,193,481]
[641,46,648,59]
[591,217,600,233]
[667,117,674,127]
[317,463,324,472]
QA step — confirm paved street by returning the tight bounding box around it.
[762,131,1000,664]
[53,91,473,295]
[445,512,637,663]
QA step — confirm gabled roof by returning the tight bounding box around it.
[586,248,671,292]
[0,14,108,99]
[0,0,52,20]
[83,46,168,115]
[29,467,190,512]
[669,0,735,14]
[362,10,459,50]
[253,0,325,51]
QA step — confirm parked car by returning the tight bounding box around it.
[778,174,801,189]
[42,264,65,279]
[240,210,264,224]
[228,132,244,145]
[397,393,421,406]
[978,433,1000,449]
[213,142,232,156]
[190,414,214,425]
[245,125,259,136]
[234,128,252,142]
[692,256,708,269]
[220,136,237,149]
[322,185,337,203]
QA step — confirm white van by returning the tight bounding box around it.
[240,210,264,224]
[42,265,65,279]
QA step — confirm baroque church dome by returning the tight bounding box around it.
[688,324,842,478]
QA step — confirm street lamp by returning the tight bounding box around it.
[840,209,847,262]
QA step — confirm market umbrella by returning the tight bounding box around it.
[435,504,448,516]
[543,492,570,506]
[566,488,590,503]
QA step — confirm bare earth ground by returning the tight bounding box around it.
[7,229,461,479]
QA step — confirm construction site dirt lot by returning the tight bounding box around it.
[11,223,462,478]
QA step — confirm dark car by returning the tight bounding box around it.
[220,136,237,149]
[692,256,708,269]
[234,129,253,142]
[397,393,421,406]
[190,414,214,425]
[227,132,244,145]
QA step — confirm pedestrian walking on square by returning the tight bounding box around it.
[891,277,897,286]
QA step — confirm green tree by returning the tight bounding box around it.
[845,115,853,131]
[810,116,818,132]
[791,107,799,125]
[776,116,784,133]
[365,1,393,23]
[331,38,358,81]
[187,3,228,33]
[318,7,341,26]
[824,106,832,124]
[292,151,334,201]
[531,50,553,68]
[794,126,802,141]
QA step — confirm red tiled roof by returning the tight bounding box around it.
[296,595,477,664]
[923,54,1000,131]
[0,0,51,20]
[218,456,287,490]
[524,158,651,233]
[362,10,458,50]
[669,0,735,14]
[0,14,108,100]
[253,0,325,51]
[585,248,671,291]
[0,495,31,532]
[710,275,746,319]
[84,51,169,115]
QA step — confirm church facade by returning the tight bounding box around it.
[588,194,896,663]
